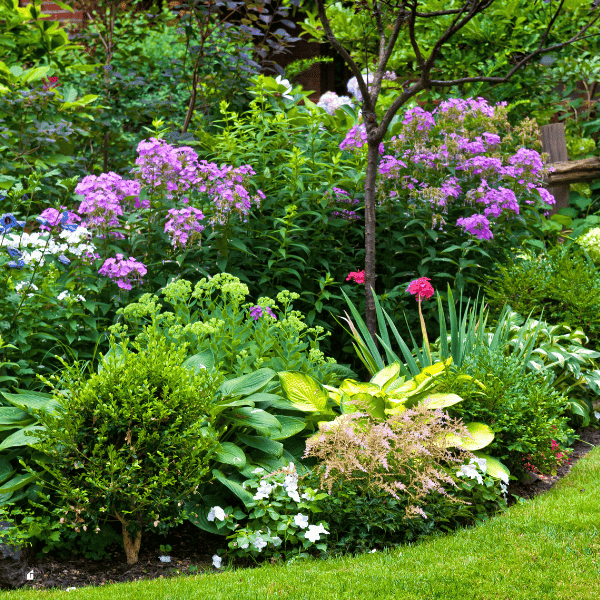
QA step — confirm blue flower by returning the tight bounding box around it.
[58,255,71,265]
[7,259,24,269]
[36,216,49,226]
[16,221,25,228]
[60,210,69,225]
[0,213,17,231]
[6,247,22,258]
[62,223,78,232]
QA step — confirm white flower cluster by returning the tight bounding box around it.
[293,513,329,543]
[1,227,96,267]
[316,91,355,116]
[14,281,38,297]
[252,463,313,503]
[457,456,508,496]
[207,506,226,522]
[57,290,86,303]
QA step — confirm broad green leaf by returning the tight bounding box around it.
[0,460,14,486]
[220,369,276,397]
[186,502,227,535]
[226,407,281,432]
[422,393,464,409]
[242,393,283,405]
[0,472,36,493]
[22,66,51,82]
[212,469,255,507]
[370,362,401,389]
[183,350,214,374]
[269,416,306,440]
[214,442,246,467]
[278,372,330,413]
[0,407,32,424]
[472,451,511,481]
[343,393,385,420]
[0,425,46,451]
[237,434,283,458]
[1,390,53,413]
[447,422,494,451]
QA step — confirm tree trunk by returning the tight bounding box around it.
[116,513,143,565]
[364,141,380,344]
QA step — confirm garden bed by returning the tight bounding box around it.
[16,426,599,593]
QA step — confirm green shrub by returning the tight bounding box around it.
[485,245,600,349]
[442,346,574,479]
[27,327,221,565]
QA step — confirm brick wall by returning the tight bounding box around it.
[18,0,85,24]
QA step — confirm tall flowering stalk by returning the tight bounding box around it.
[406,277,435,363]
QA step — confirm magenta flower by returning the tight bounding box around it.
[164,207,205,249]
[346,270,365,284]
[406,277,434,301]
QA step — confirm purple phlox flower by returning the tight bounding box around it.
[265,306,277,319]
[456,214,493,241]
[98,254,147,290]
[535,187,556,206]
[509,148,545,177]
[75,173,141,233]
[402,107,436,133]
[164,207,205,249]
[249,305,263,320]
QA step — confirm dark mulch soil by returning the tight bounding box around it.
[14,426,600,592]
[22,521,225,591]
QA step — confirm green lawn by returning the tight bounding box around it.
[3,445,600,600]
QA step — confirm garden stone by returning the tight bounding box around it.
[0,521,29,590]
[520,471,542,485]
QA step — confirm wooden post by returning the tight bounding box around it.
[540,123,570,215]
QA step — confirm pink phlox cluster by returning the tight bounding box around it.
[456,214,493,241]
[406,277,435,301]
[402,106,436,133]
[134,138,199,196]
[195,162,264,225]
[535,187,556,206]
[346,270,365,284]
[38,207,82,231]
[164,207,205,249]
[316,91,354,115]
[435,97,499,119]
[509,148,545,177]
[249,305,277,321]
[458,155,505,178]
[75,173,141,236]
[340,123,385,154]
[98,254,147,290]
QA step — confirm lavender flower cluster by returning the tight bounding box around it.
[14,138,264,290]
[377,97,555,240]
[316,91,354,116]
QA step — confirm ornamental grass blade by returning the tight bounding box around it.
[383,311,420,376]
[372,290,395,363]
[437,292,449,361]
[447,286,461,367]
[340,290,383,372]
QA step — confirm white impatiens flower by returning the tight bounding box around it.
[253,480,274,501]
[252,467,265,475]
[275,75,293,100]
[207,506,226,522]
[595,411,600,420]
[294,513,309,529]
[471,456,487,473]
[212,554,222,568]
[304,524,329,543]
[158,555,171,563]
[271,536,282,547]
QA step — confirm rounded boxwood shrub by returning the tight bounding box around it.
[30,327,221,564]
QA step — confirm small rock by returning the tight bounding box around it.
[0,522,29,590]
[520,471,541,485]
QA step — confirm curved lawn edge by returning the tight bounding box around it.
[3,444,600,600]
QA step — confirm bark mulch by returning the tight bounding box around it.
[16,426,600,592]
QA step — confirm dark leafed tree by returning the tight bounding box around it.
[314,0,600,342]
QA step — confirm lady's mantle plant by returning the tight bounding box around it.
[29,327,221,565]
[206,463,330,564]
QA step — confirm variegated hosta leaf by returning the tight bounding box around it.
[472,451,510,482]
[446,422,494,451]
[370,362,401,390]
[278,372,330,413]
[421,393,464,409]
[343,393,386,420]
[387,379,416,396]
[339,379,380,396]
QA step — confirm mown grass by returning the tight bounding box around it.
[3,445,600,600]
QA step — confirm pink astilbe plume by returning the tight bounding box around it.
[304,404,474,518]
